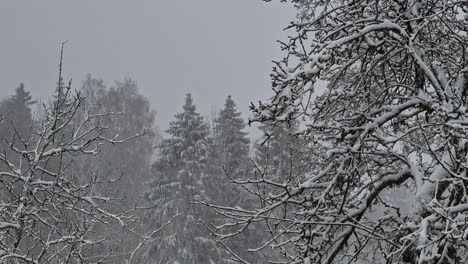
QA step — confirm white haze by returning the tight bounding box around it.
[0,0,295,135]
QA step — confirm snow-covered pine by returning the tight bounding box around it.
[202,96,270,263]
[212,95,251,177]
[145,94,232,263]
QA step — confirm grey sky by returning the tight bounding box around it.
[0,0,295,134]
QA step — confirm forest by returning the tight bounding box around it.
[1,0,468,264]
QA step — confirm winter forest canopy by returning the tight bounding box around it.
[1,0,468,263]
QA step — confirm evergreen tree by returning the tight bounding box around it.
[0,83,35,140]
[212,95,250,177]
[205,96,271,263]
[159,93,209,171]
[204,95,251,215]
[146,94,227,263]
[12,83,36,107]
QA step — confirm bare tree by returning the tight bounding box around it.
[202,1,468,263]
[0,77,159,263]
[76,75,160,261]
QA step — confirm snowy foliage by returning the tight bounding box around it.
[0,84,148,263]
[146,94,231,263]
[75,75,159,261]
[212,96,250,176]
[208,0,468,263]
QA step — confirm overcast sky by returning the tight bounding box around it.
[0,0,295,135]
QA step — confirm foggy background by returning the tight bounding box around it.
[0,0,295,132]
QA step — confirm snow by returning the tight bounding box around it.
[0,222,20,230]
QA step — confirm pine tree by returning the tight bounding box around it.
[206,96,273,263]
[146,94,227,263]
[12,83,36,107]
[159,93,209,171]
[0,83,35,140]
[205,95,250,212]
[212,95,250,177]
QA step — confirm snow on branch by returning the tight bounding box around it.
[212,0,468,263]
[0,82,155,263]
